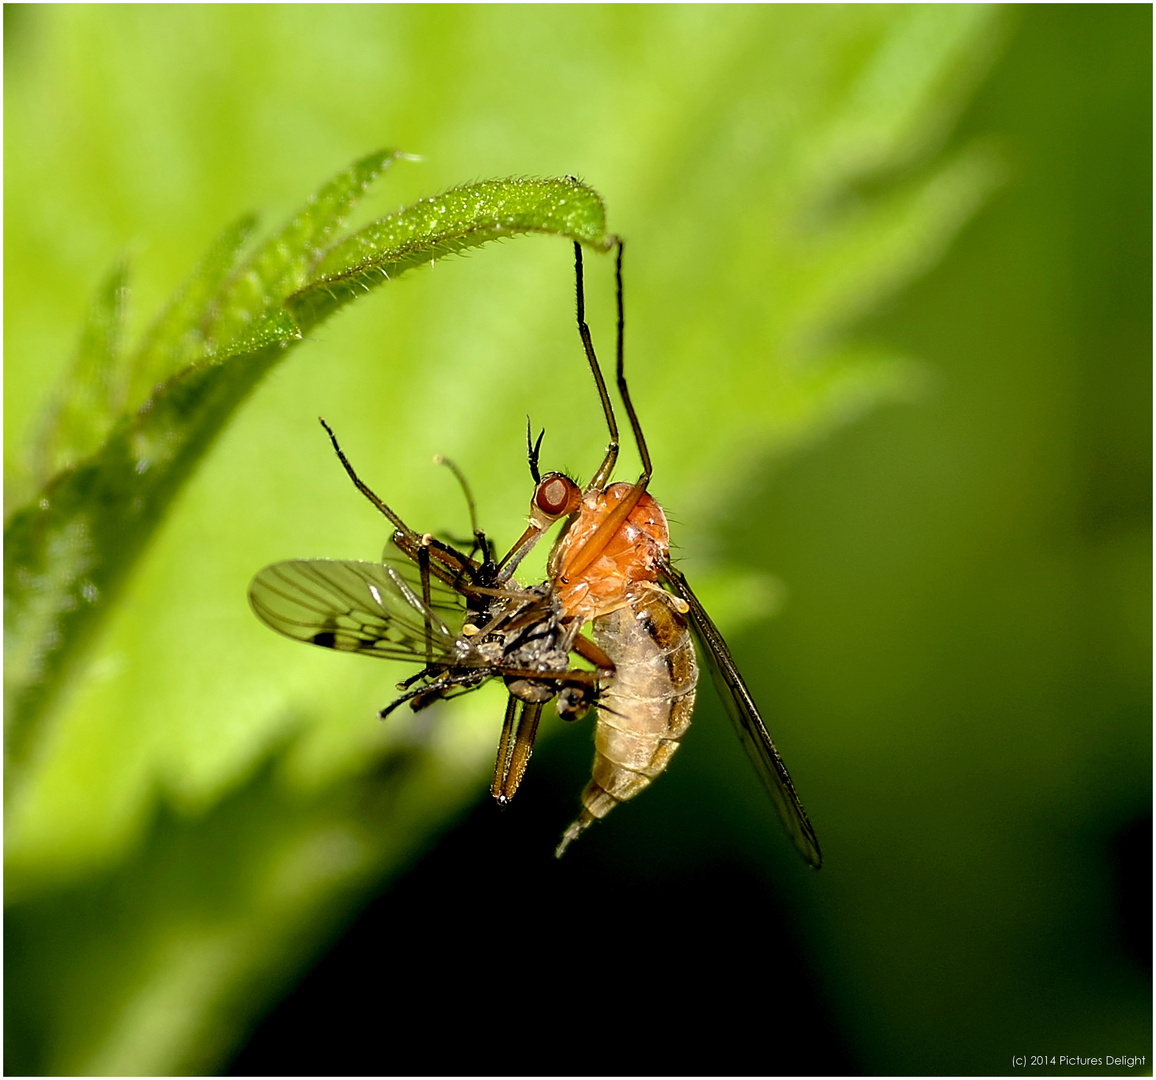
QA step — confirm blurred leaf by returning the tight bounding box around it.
[32,260,131,483]
[126,214,258,403]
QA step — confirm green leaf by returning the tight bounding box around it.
[4,742,467,1076]
[285,176,612,329]
[206,148,404,350]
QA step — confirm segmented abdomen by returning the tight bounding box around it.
[555,587,697,856]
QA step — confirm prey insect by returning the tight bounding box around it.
[249,419,615,805]
[531,241,822,866]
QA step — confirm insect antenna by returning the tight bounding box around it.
[526,415,546,484]
[489,422,560,582]
[433,453,493,565]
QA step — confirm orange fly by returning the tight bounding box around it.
[529,242,822,866]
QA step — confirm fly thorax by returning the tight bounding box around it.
[552,483,673,623]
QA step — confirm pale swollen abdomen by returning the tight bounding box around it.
[555,586,698,856]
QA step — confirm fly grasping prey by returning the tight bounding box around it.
[249,239,820,866]
[248,419,615,808]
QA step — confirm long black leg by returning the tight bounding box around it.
[321,418,485,595]
[574,242,620,491]
[612,241,652,482]
[572,241,652,491]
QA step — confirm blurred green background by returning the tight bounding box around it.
[5,6,1150,1076]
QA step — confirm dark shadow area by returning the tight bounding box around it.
[1110,813,1153,977]
[229,731,855,1077]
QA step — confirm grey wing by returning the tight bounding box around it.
[662,562,822,869]
[248,559,465,664]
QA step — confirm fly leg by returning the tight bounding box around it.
[556,242,655,583]
[570,631,613,674]
[573,241,620,492]
[572,240,652,491]
[380,669,486,719]
[611,241,652,484]
[415,537,434,667]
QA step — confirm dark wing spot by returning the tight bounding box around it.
[312,630,338,648]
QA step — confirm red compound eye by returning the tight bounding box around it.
[534,473,580,519]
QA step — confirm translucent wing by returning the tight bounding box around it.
[248,558,468,664]
[378,551,480,623]
[661,561,823,869]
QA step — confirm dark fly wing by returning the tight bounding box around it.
[661,562,823,869]
[248,559,464,664]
